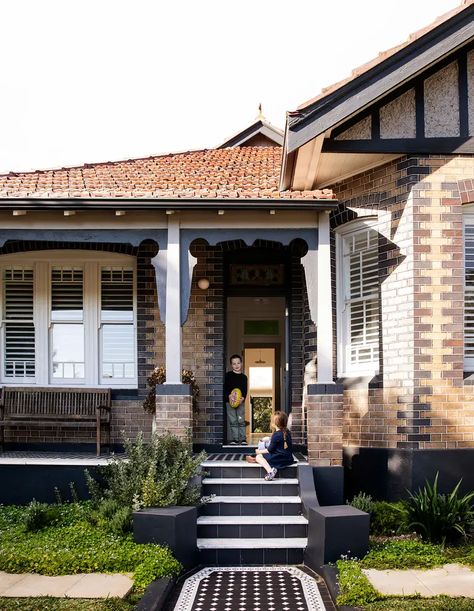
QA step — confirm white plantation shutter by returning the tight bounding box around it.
[2,268,35,378]
[100,267,135,381]
[341,227,380,372]
[0,252,137,387]
[464,222,474,369]
[50,267,85,380]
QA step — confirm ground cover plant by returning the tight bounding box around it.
[0,598,137,611]
[340,479,474,608]
[0,502,180,589]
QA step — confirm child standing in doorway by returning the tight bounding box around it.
[246,411,293,480]
[224,354,248,445]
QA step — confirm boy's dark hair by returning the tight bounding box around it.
[230,354,242,363]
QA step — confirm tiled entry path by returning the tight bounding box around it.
[169,567,333,611]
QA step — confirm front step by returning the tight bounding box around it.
[199,544,305,566]
[202,478,299,496]
[197,515,308,538]
[200,496,302,516]
[198,454,307,565]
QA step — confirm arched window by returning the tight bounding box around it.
[337,220,380,376]
[0,250,137,386]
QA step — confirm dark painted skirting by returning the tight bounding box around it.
[136,577,176,611]
[344,446,474,501]
[0,464,99,505]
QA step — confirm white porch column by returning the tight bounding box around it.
[317,210,334,383]
[165,216,182,383]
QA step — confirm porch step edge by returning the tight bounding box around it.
[202,478,299,485]
[206,496,302,504]
[197,537,307,549]
[197,515,308,525]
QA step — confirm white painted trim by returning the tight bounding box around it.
[316,211,333,383]
[0,250,137,388]
[336,218,380,377]
[165,216,182,383]
[463,212,474,371]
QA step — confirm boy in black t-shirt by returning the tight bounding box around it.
[224,354,248,445]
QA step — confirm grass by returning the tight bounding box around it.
[364,597,474,610]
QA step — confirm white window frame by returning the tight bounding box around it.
[0,250,137,388]
[463,209,474,371]
[336,218,380,377]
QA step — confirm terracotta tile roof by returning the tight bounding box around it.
[0,147,334,201]
[297,0,473,111]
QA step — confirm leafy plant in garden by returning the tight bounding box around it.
[143,366,200,413]
[371,501,410,536]
[86,431,206,511]
[336,560,380,606]
[361,538,446,569]
[23,500,61,532]
[405,473,474,543]
[348,492,375,515]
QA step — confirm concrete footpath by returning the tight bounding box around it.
[0,571,133,598]
[363,563,474,597]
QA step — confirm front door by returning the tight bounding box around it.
[226,296,286,444]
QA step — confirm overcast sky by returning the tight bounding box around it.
[0,0,461,174]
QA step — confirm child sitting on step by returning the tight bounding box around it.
[246,411,293,480]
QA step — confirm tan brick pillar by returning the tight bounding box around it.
[307,384,344,466]
[155,384,193,441]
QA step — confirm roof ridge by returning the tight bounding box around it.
[0,148,212,178]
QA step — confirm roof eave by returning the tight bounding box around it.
[0,197,338,211]
[286,3,474,153]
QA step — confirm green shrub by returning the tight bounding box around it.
[348,492,375,514]
[88,499,132,535]
[336,560,380,606]
[371,501,410,536]
[405,473,474,544]
[87,432,206,510]
[361,538,446,569]
[23,500,61,532]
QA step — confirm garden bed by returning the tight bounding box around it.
[0,502,180,591]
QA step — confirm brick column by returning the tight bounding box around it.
[307,384,344,466]
[155,384,192,440]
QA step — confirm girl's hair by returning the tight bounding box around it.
[273,411,288,430]
[272,411,289,449]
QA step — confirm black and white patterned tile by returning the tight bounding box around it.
[173,567,326,611]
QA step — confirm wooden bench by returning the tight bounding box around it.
[0,387,112,456]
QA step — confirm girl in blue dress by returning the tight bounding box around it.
[247,411,293,480]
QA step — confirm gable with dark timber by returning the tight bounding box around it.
[323,44,474,155]
[288,4,474,152]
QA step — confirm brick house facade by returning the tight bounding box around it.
[0,1,472,497]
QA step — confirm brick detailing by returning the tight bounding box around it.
[307,393,344,466]
[458,178,474,204]
[327,154,474,450]
[155,394,193,440]
[183,241,225,445]
[3,399,154,446]
[111,400,153,442]
[290,255,308,445]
